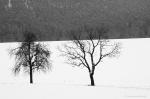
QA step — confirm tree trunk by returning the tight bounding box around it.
[90,74,95,86]
[29,65,33,84]
[28,42,33,84]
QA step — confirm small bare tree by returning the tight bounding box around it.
[10,32,51,84]
[59,26,121,86]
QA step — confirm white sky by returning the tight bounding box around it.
[0,38,150,87]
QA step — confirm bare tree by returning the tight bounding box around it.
[59,26,121,86]
[10,32,51,84]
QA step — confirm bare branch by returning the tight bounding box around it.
[101,43,121,58]
[59,25,121,81]
[10,32,51,76]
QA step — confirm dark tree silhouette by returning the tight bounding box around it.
[59,26,121,86]
[10,32,51,84]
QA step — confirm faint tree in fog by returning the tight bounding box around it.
[139,19,150,37]
[10,32,51,84]
[59,26,121,86]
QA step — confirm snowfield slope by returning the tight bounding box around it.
[0,83,150,99]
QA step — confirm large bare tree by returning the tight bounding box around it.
[59,26,121,86]
[10,32,51,84]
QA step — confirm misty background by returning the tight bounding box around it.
[0,0,150,41]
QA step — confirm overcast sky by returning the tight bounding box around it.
[0,38,150,87]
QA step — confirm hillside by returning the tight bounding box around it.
[0,0,150,42]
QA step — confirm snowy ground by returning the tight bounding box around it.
[1,39,150,99]
[0,83,150,99]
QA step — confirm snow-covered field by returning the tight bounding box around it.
[1,39,150,99]
[0,83,150,99]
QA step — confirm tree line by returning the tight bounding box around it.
[9,25,121,86]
